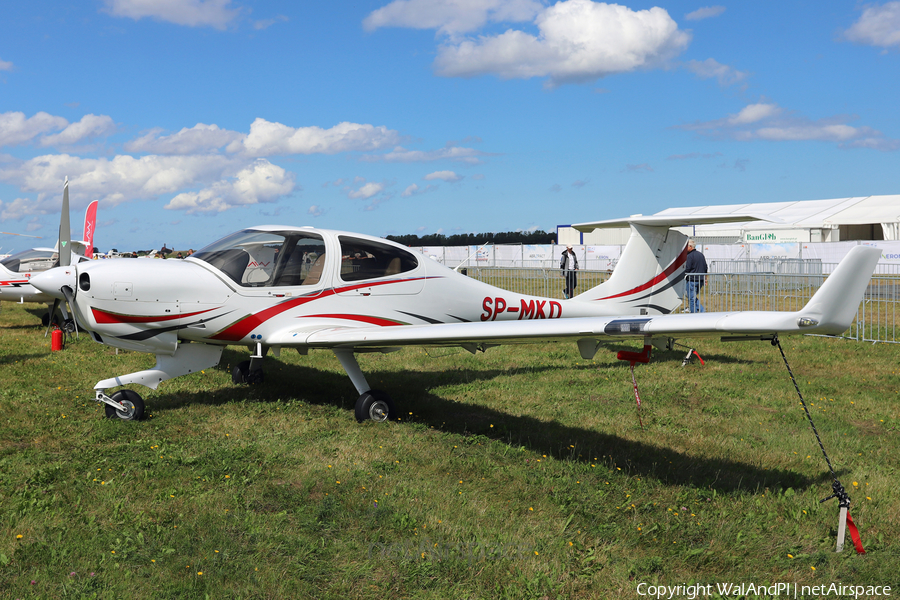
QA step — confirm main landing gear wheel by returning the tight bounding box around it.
[355,390,396,423]
[104,389,145,421]
[232,360,264,385]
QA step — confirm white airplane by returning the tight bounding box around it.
[0,182,98,326]
[31,203,880,422]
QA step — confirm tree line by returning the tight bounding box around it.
[386,230,555,247]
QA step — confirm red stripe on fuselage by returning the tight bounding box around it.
[300,313,407,327]
[209,276,433,341]
[595,245,688,301]
[91,307,218,324]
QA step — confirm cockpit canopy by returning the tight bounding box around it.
[1,249,58,273]
[192,229,419,287]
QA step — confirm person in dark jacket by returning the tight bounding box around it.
[685,239,707,313]
[560,244,579,299]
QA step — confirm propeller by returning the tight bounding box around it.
[0,232,42,238]
[44,178,79,339]
[58,178,71,268]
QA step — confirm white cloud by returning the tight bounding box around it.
[0,58,12,71]
[0,153,236,209]
[101,0,241,30]
[348,181,385,199]
[0,197,41,221]
[40,114,117,147]
[432,0,691,86]
[367,144,488,164]
[364,0,543,36]
[233,118,403,157]
[684,6,725,21]
[165,159,295,214]
[402,183,438,197]
[728,103,781,125]
[307,205,324,217]
[677,102,899,150]
[685,58,748,86]
[125,123,243,154]
[254,15,289,30]
[843,2,900,48]
[0,112,69,147]
[423,170,463,182]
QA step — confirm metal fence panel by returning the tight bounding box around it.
[465,268,899,344]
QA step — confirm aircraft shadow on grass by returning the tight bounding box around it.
[143,348,827,495]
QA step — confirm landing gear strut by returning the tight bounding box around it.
[333,349,399,423]
[102,389,145,421]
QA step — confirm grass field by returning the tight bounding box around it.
[1,301,898,599]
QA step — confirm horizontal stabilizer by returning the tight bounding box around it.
[573,213,777,232]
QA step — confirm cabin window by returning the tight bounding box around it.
[0,249,58,273]
[337,236,418,282]
[193,229,326,287]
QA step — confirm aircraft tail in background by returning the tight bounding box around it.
[569,214,771,315]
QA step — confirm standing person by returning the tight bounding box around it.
[560,244,579,299]
[685,239,707,313]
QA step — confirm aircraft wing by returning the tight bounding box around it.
[267,245,878,351]
[290,310,810,351]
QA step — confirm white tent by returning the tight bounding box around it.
[566,195,900,244]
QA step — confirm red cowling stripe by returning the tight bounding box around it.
[596,245,688,301]
[209,276,433,341]
[300,313,407,327]
[210,294,329,341]
[92,307,217,324]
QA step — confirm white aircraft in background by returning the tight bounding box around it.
[0,183,98,326]
[31,189,879,422]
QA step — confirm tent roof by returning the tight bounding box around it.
[650,195,899,230]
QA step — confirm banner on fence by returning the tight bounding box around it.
[748,243,801,259]
[585,245,621,270]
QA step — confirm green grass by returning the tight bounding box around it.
[1,301,898,599]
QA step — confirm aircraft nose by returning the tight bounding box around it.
[30,266,76,300]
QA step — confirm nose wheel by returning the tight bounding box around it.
[103,389,145,421]
[355,390,396,423]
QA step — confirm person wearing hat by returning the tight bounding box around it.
[560,243,579,299]
[685,239,707,312]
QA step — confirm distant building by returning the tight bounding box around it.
[558,194,900,246]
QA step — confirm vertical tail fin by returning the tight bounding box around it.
[574,223,687,314]
[569,213,773,315]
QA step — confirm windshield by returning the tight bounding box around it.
[193,229,327,287]
[0,249,58,274]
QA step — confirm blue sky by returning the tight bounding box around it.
[1,0,898,253]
